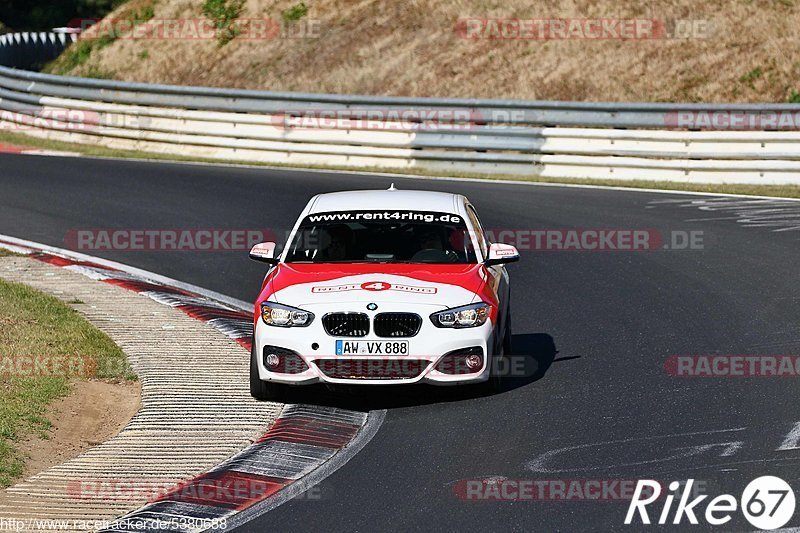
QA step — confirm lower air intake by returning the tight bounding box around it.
[315,359,428,380]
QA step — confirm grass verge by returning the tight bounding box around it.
[0,274,135,487]
[1,129,799,199]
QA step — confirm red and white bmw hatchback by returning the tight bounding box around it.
[249,186,519,400]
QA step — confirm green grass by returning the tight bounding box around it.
[202,0,246,46]
[84,66,116,80]
[96,33,117,49]
[740,67,763,85]
[133,2,156,22]
[1,128,799,199]
[0,277,134,487]
[282,2,309,23]
[46,40,95,74]
[42,0,157,75]
[45,27,120,74]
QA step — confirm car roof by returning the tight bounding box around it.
[308,188,463,214]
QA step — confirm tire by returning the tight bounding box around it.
[477,356,502,395]
[502,305,512,355]
[484,306,512,394]
[250,342,286,402]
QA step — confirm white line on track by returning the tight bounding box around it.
[778,422,800,451]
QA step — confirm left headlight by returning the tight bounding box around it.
[430,302,490,329]
[261,302,314,327]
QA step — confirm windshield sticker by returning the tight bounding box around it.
[306,211,462,224]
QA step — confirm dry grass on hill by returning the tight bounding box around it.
[44,0,800,102]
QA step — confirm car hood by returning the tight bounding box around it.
[262,263,491,308]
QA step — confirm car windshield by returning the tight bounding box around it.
[283,210,478,264]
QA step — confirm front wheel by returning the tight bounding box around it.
[502,306,513,355]
[483,308,511,394]
[250,342,287,402]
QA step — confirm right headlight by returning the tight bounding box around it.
[261,301,314,327]
[430,302,490,329]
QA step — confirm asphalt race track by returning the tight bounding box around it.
[2,154,800,531]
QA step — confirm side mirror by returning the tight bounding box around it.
[249,242,278,265]
[485,242,520,266]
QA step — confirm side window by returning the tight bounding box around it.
[465,204,488,257]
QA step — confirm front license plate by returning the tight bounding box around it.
[335,340,409,355]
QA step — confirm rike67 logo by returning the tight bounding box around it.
[626,477,795,530]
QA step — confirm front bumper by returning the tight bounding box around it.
[254,311,496,386]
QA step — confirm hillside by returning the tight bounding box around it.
[44,0,800,103]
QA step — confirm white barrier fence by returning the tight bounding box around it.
[1,32,800,184]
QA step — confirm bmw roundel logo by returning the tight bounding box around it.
[367,303,378,311]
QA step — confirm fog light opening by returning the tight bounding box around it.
[265,353,281,369]
[465,354,483,370]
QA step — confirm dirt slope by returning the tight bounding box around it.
[45,0,800,103]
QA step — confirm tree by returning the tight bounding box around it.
[0,0,124,31]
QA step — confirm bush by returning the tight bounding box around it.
[201,0,245,46]
[282,2,309,23]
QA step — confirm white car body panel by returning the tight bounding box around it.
[251,188,515,387]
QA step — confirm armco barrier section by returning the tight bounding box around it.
[1,32,800,183]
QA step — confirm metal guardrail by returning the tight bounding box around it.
[1,31,799,183]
